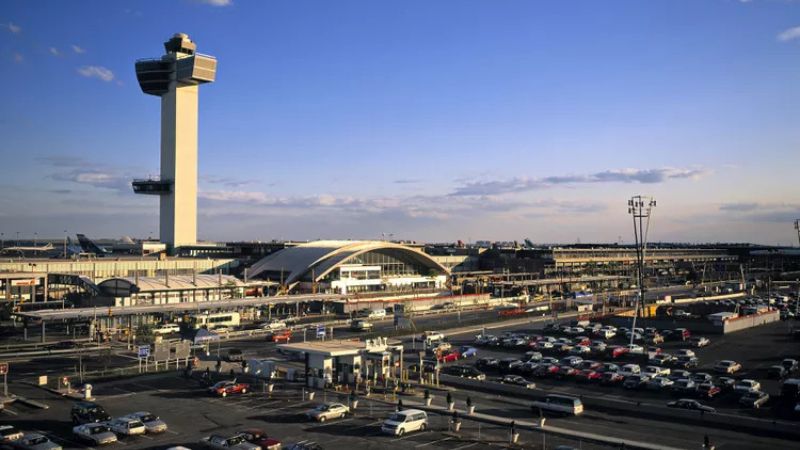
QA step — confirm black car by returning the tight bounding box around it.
[71,401,111,425]
[767,365,788,379]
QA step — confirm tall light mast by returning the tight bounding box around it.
[627,195,656,349]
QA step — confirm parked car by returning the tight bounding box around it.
[238,429,281,450]
[674,349,696,359]
[423,331,444,342]
[71,401,111,425]
[17,433,62,450]
[739,391,770,409]
[226,348,244,362]
[671,379,697,394]
[668,370,692,382]
[643,366,670,377]
[713,360,742,374]
[107,417,147,436]
[646,376,674,390]
[261,320,287,331]
[768,365,788,379]
[734,379,761,394]
[460,346,478,358]
[667,399,715,413]
[673,356,699,369]
[287,441,323,450]
[690,337,710,348]
[695,383,721,399]
[781,358,799,373]
[476,357,499,370]
[73,424,117,446]
[623,375,650,389]
[209,380,250,397]
[153,324,181,335]
[438,350,461,363]
[0,425,23,443]
[306,403,350,422]
[124,412,167,433]
[690,372,713,384]
[601,372,624,385]
[201,434,260,450]
[500,374,537,389]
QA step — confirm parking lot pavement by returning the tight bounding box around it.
[430,319,799,418]
[3,373,615,450]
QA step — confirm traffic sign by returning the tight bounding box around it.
[137,346,150,358]
[0,362,8,375]
[316,325,326,338]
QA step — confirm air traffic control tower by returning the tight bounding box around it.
[132,33,217,252]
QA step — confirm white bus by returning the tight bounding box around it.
[188,312,241,330]
[531,394,584,416]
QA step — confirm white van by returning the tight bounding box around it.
[530,394,584,416]
[368,309,386,320]
[381,409,428,436]
[619,364,641,377]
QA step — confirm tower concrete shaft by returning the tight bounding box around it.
[133,33,217,252]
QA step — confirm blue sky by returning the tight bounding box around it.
[1,0,799,244]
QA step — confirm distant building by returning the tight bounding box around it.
[248,240,450,294]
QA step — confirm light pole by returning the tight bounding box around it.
[627,195,656,349]
[63,229,68,259]
[794,219,800,247]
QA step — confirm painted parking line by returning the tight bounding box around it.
[309,417,356,427]
[394,430,433,441]
[415,436,453,448]
[1,407,18,415]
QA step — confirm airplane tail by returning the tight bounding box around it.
[76,234,108,255]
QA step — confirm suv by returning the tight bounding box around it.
[71,401,111,425]
[381,409,428,436]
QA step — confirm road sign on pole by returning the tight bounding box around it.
[316,324,326,339]
[138,346,150,358]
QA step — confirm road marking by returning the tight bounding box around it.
[1,407,18,415]
[415,436,453,447]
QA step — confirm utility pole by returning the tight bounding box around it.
[794,219,800,247]
[627,195,656,348]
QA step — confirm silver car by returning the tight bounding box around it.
[72,424,117,446]
[19,433,62,450]
[305,402,350,422]
[125,411,168,433]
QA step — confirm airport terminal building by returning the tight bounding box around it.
[248,240,450,294]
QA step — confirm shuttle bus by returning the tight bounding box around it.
[187,312,241,330]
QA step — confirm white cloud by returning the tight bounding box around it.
[451,167,708,196]
[194,0,233,6]
[71,44,86,54]
[777,26,800,42]
[6,22,21,34]
[49,47,60,56]
[77,65,115,82]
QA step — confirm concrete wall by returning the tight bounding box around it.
[722,310,780,333]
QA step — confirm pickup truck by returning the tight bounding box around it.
[201,434,260,450]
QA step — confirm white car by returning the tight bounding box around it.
[435,342,452,352]
[108,417,146,436]
[73,424,118,446]
[642,366,670,377]
[424,331,444,342]
[674,349,696,358]
[305,403,350,422]
[124,411,167,433]
[18,433,62,450]
[734,379,761,394]
[261,320,287,331]
[626,344,645,355]
[0,425,23,443]
[714,360,742,374]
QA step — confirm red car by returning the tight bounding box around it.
[695,383,721,399]
[209,380,250,397]
[270,329,292,343]
[556,365,578,378]
[609,346,630,359]
[573,336,590,346]
[601,372,624,385]
[238,429,281,450]
[576,369,602,382]
[438,351,461,363]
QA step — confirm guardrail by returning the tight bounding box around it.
[0,345,110,360]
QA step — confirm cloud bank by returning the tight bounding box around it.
[77,65,115,82]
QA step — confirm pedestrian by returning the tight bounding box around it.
[216,359,222,372]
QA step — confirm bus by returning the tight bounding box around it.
[187,312,241,330]
[530,394,584,416]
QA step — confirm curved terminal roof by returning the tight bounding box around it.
[248,240,449,286]
[98,274,244,295]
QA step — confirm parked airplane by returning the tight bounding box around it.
[76,234,112,256]
[0,242,55,255]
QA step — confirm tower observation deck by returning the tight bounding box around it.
[133,33,217,252]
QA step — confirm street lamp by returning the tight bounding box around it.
[63,229,68,259]
[627,195,656,349]
[794,219,800,247]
